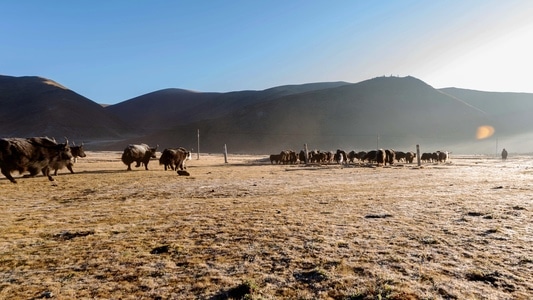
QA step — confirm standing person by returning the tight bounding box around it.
[501,148,508,160]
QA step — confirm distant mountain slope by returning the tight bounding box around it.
[439,88,533,136]
[104,82,350,131]
[2,74,532,154]
[129,76,493,153]
[0,75,129,142]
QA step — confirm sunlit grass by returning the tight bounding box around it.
[0,152,532,298]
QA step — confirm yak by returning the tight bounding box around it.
[376,149,387,166]
[279,150,297,164]
[405,151,416,163]
[334,149,347,164]
[385,149,395,165]
[159,147,191,171]
[52,143,87,175]
[160,148,178,170]
[121,143,158,171]
[175,148,192,171]
[395,151,406,162]
[347,150,357,164]
[363,150,377,163]
[437,151,449,163]
[421,152,433,163]
[298,150,307,164]
[269,154,281,164]
[0,137,72,183]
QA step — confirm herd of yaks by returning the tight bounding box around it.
[269,148,449,166]
[0,137,193,184]
[1,136,452,184]
[120,143,192,175]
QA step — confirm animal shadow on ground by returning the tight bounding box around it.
[209,281,256,300]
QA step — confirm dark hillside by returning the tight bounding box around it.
[104,82,350,132]
[0,75,130,144]
[3,74,532,154]
[131,77,492,154]
[439,88,533,135]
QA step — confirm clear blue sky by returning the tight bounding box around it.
[2,1,533,104]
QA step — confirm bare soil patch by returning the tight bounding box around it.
[1,152,532,299]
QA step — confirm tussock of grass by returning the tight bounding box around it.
[0,153,532,298]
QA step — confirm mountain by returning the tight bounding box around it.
[130,76,493,154]
[104,82,350,132]
[2,74,532,154]
[0,75,131,146]
[439,88,533,135]
[438,87,533,153]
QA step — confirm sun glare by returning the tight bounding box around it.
[476,125,495,140]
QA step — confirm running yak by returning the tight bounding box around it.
[159,147,191,171]
[52,142,87,175]
[0,137,73,183]
[121,143,158,171]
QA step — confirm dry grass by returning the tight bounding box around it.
[1,152,532,299]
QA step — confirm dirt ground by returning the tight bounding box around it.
[0,152,532,299]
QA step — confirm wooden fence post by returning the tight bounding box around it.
[416,144,421,167]
[224,144,228,163]
[304,143,309,164]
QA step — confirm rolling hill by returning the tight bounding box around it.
[0,75,131,146]
[128,76,494,154]
[440,88,533,136]
[2,74,532,154]
[104,82,351,131]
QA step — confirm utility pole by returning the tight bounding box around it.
[197,129,200,160]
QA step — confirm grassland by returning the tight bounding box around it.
[0,152,532,299]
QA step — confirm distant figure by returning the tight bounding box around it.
[501,148,508,161]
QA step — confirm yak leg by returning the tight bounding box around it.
[42,167,55,181]
[67,163,74,174]
[25,167,40,178]
[1,168,17,183]
[24,167,41,178]
[126,163,132,171]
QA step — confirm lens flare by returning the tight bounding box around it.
[476,125,495,140]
